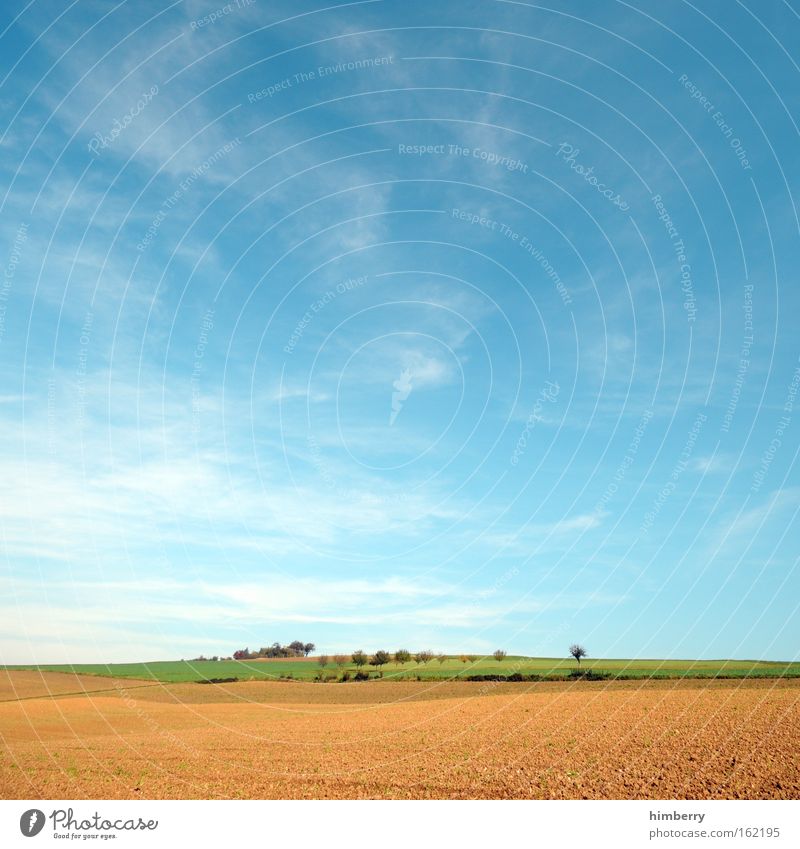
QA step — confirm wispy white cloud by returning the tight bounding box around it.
[0,571,625,663]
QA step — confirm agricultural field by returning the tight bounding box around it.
[0,671,798,799]
[4,655,800,684]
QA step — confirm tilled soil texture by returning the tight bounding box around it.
[0,669,158,701]
[0,674,797,799]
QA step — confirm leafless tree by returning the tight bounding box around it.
[569,644,587,666]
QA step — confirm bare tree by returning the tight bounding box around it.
[414,650,433,664]
[569,644,587,666]
[318,654,329,668]
[493,649,507,662]
[334,654,348,668]
[436,653,447,664]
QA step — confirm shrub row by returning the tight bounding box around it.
[464,670,612,682]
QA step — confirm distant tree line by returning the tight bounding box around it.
[223,643,588,669]
[221,646,515,665]
[338,648,500,667]
[232,641,315,660]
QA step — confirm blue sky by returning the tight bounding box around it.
[1,0,798,663]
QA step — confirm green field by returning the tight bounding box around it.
[5,656,800,684]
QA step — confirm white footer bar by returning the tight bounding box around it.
[1,799,797,848]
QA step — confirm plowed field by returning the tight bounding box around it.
[1,673,797,799]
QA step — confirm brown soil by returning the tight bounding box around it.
[0,669,157,702]
[0,673,797,800]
